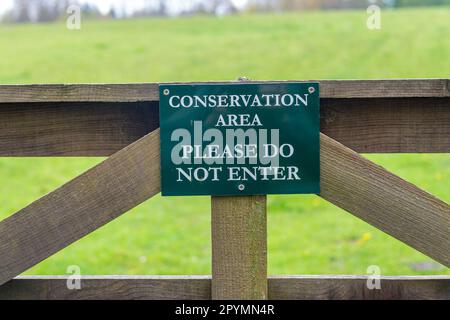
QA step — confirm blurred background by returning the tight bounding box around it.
[1,0,450,22]
[0,0,449,276]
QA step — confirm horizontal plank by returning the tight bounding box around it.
[321,97,450,153]
[317,79,449,99]
[0,83,158,103]
[0,79,448,103]
[1,276,450,300]
[0,130,161,286]
[268,276,450,300]
[320,133,450,268]
[0,97,449,156]
[0,102,159,156]
[0,276,211,300]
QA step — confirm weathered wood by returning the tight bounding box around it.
[0,83,158,103]
[321,97,450,153]
[268,276,450,300]
[318,79,449,98]
[0,79,447,103]
[0,276,211,300]
[0,102,159,156]
[0,97,449,156]
[211,196,267,300]
[1,276,450,300]
[0,129,161,286]
[320,133,450,267]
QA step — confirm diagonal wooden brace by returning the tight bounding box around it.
[320,134,450,267]
[0,131,449,286]
[0,130,161,286]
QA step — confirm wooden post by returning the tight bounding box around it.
[211,77,267,300]
[211,195,267,300]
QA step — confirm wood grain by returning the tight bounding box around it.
[0,129,161,286]
[0,276,210,300]
[317,79,449,98]
[211,196,267,300]
[0,83,158,103]
[0,102,159,156]
[320,133,450,267]
[321,97,450,153]
[0,97,449,156]
[0,79,447,103]
[1,276,450,300]
[268,276,450,300]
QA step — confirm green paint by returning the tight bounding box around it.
[160,83,320,196]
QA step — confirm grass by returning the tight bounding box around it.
[0,8,449,276]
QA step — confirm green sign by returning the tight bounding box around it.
[159,83,320,196]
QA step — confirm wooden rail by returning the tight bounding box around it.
[0,79,448,103]
[1,276,450,300]
[320,134,450,267]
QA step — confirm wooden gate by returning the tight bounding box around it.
[0,79,449,300]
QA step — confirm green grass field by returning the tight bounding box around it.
[0,8,449,276]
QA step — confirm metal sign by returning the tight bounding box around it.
[159,82,320,196]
